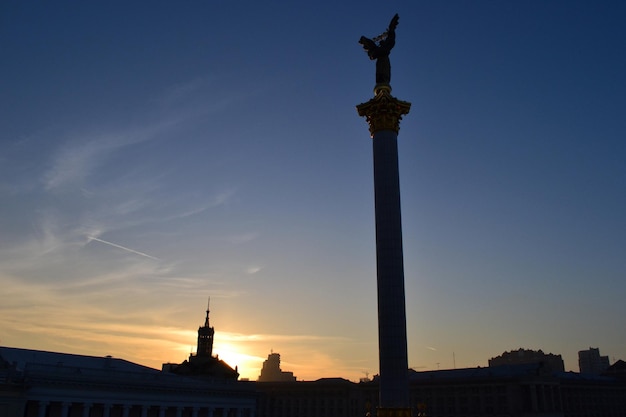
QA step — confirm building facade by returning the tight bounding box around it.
[255,364,626,417]
[255,378,363,417]
[5,349,626,417]
[0,346,256,417]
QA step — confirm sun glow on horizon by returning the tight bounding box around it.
[213,341,264,380]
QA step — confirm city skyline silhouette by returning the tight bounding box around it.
[1,2,625,381]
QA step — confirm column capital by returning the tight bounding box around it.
[356,85,411,137]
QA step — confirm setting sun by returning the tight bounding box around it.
[213,341,263,380]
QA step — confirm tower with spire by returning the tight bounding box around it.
[196,298,215,358]
[162,299,239,380]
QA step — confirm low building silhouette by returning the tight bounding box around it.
[256,378,361,417]
[0,346,255,417]
[603,359,626,380]
[4,344,626,417]
[0,303,253,416]
[489,348,565,373]
[255,363,626,417]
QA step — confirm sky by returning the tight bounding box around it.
[1,1,625,381]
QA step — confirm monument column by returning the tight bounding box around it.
[357,13,412,417]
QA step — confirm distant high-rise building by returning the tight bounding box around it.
[489,348,565,373]
[258,352,296,382]
[578,347,610,375]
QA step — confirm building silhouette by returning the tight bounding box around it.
[578,347,610,375]
[256,378,362,417]
[0,346,255,417]
[489,348,565,373]
[604,359,626,380]
[162,302,239,380]
[255,363,626,417]
[257,352,296,382]
[4,335,626,417]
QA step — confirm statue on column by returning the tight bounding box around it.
[359,14,400,85]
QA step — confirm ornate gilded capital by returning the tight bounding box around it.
[356,85,411,137]
[376,407,412,417]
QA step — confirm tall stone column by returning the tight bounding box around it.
[357,85,411,417]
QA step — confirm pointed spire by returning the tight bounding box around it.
[205,296,211,327]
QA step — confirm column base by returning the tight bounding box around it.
[377,407,412,417]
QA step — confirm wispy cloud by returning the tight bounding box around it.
[246,266,263,274]
[0,78,272,375]
[217,332,350,343]
[156,76,216,107]
[224,232,259,245]
[43,119,181,191]
[146,188,238,224]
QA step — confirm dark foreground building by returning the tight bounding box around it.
[4,348,626,417]
[0,346,256,417]
[255,363,626,417]
[0,305,254,417]
[256,378,363,417]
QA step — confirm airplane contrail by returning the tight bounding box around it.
[87,236,160,261]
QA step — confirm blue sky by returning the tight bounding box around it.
[1,1,625,380]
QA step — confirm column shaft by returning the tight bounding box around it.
[373,129,409,409]
[358,85,411,415]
